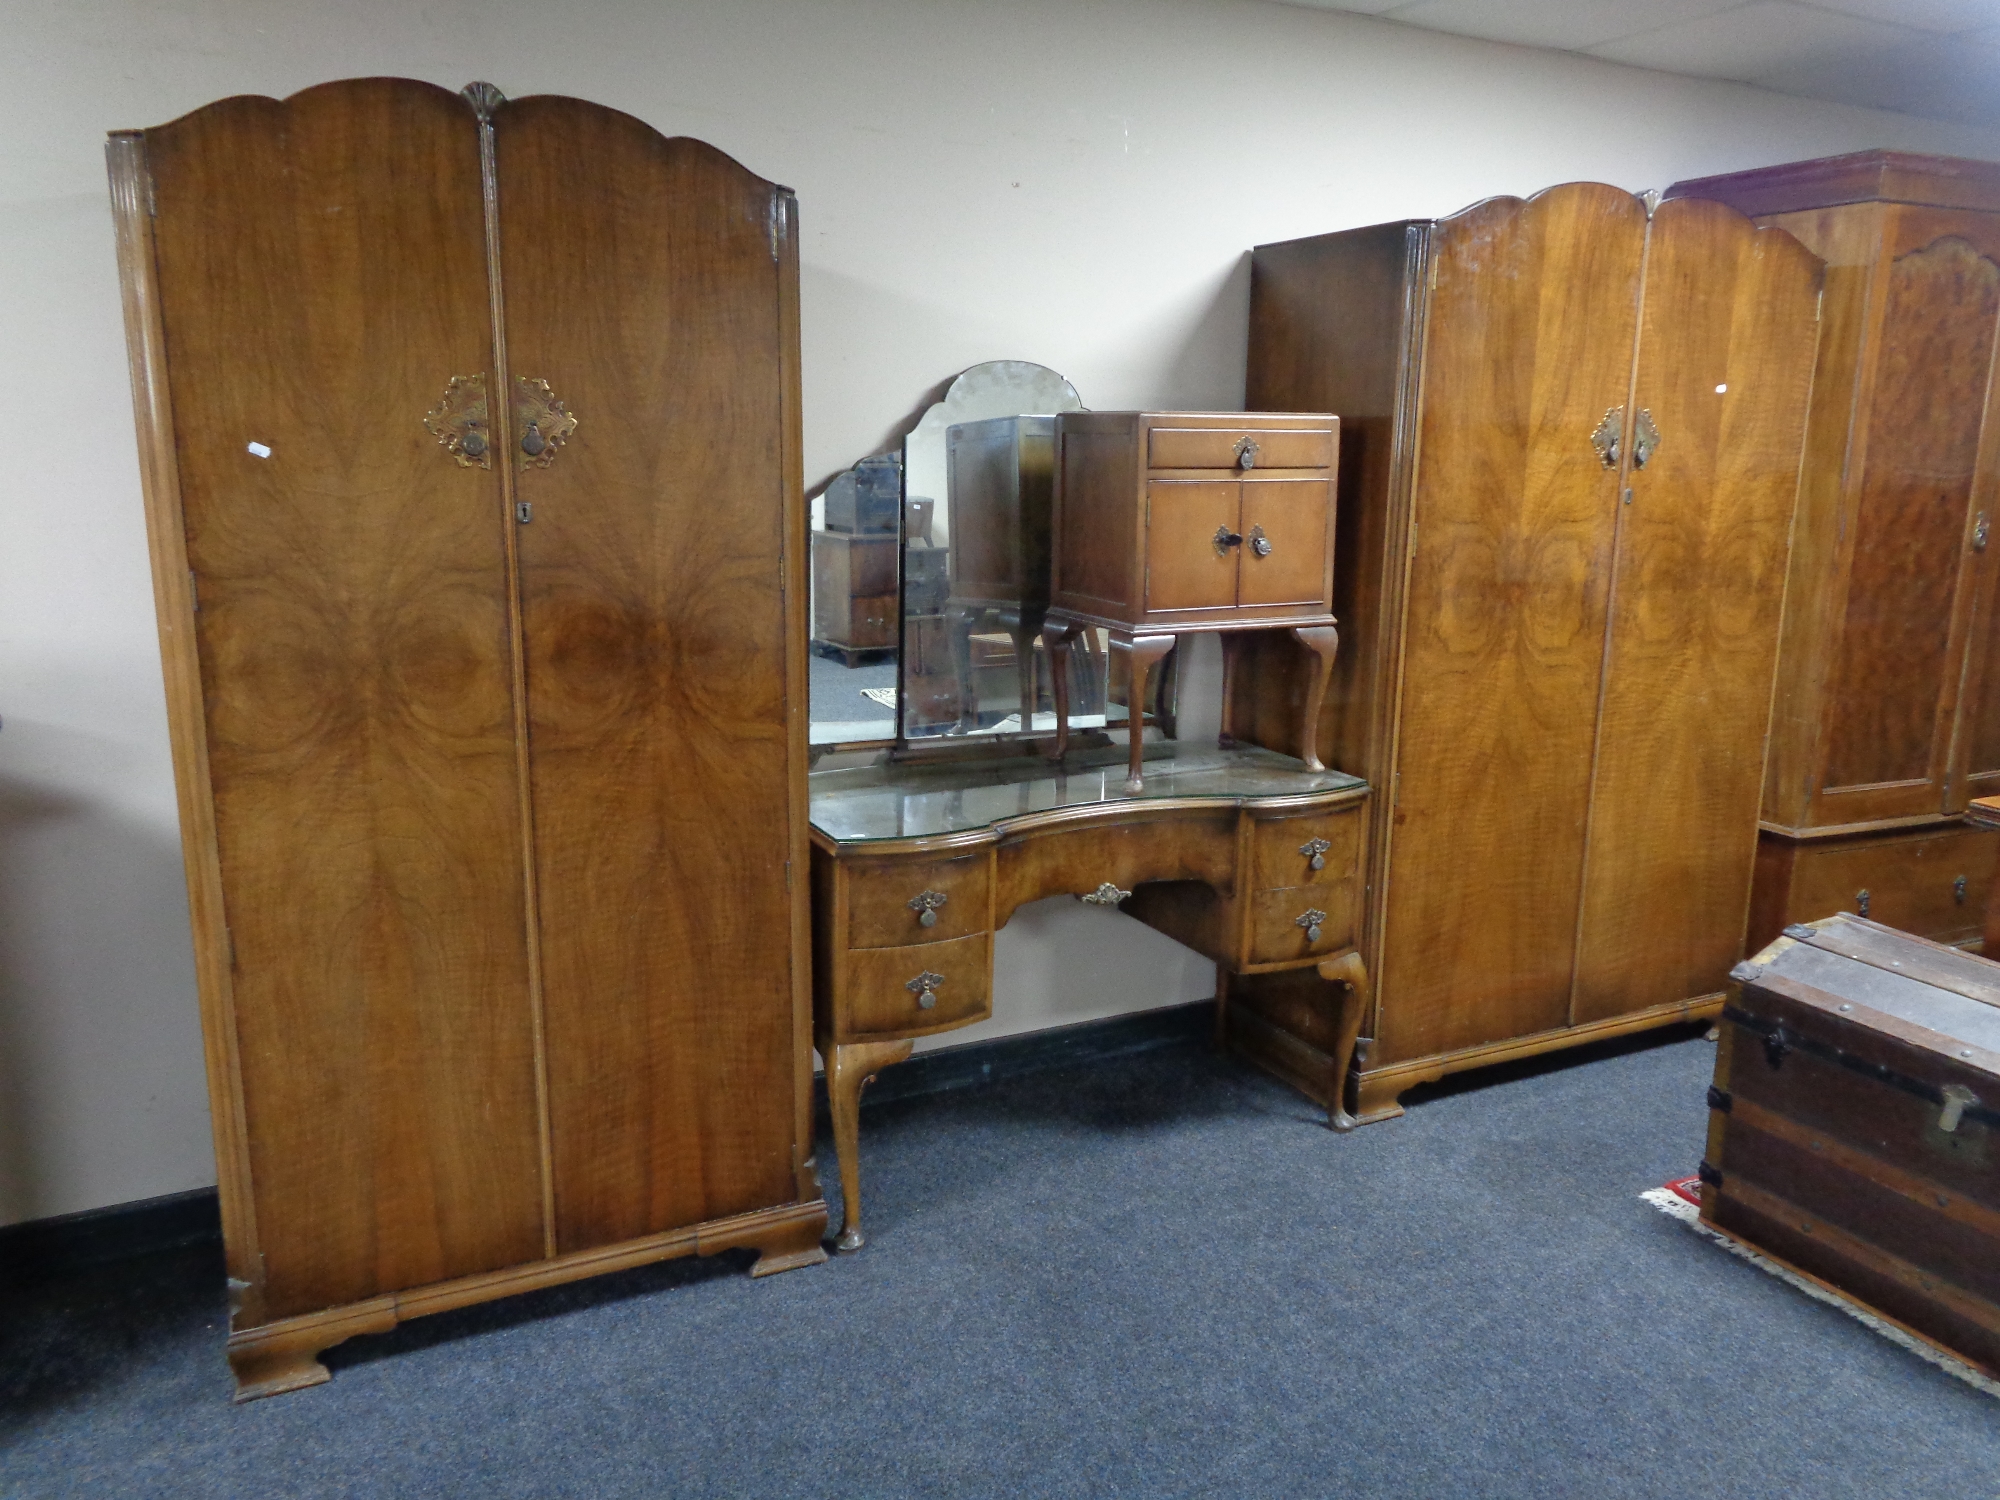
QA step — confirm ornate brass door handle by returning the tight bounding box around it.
[513,376,577,468]
[425,374,492,468]
[1213,526,1244,556]
[1080,882,1131,906]
[1299,837,1331,871]
[905,971,944,1010]
[1590,407,1623,469]
[1295,907,1328,944]
[1233,436,1261,470]
[1631,408,1661,469]
[908,890,948,928]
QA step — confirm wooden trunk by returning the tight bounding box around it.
[109,77,824,1400]
[1244,185,1823,1120]
[1710,913,2000,1377]
[1665,153,2000,945]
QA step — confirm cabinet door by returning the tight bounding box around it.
[1812,209,2000,825]
[497,98,804,1251]
[1571,199,1820,1026]
[1144,480,1240,611]
[145,82,546,1317]
[1376,184,1644,1066]
[1238,477,1332,607]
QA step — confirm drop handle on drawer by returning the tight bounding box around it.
[1295,908,1328,944]
[1955,874,1969,905]
[1856,888,1871,918]
[1080,882,1132,906]
[1299,837,1331,871]
[1233,436,1260,470]
[908,889,948,928]
[905,970,944,1010]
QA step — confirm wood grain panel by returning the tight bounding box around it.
[1571,199,1820,1025]
[1250,883,1356,963]
[843,933,992,1038]
[1780,825,1997,947]
[1375,184,1645,1064]
[496,97,800,1250]
[1144,481,1239,610]
[1238,479,1331,606]
[1250,807,1362,892]
[144,80,545,1317]
[1820,230,2000,800]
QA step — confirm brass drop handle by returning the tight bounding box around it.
[1081,882,1131,906]
[513,376,577,469]
[1975,512,1990,553]
[1296,907,1328,945]
[1213,526,1244,555]
[1300,837,1331,871]
[1590,407,1622,469]
[1856,888,1871,918]
[1955,874,1969,905]
[521,422,546,457]
[460,431,488,458]
[906,970,945,1010]
[1234,436,1260,470]
[1249,524,1272,558]
[1631,409,1662,469]
[909,889,948,928]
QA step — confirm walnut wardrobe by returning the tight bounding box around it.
[109,78,825,1400]
[1243,184,1823,1122]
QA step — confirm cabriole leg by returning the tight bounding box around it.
[1316,948,1372,1132]
[826,1038,914,1252]
[1291,625,1340,772]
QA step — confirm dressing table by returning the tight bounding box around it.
[809,743,1372,1250]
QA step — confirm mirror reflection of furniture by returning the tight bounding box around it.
[809,452,902,746]
[1042,411,1341,791]
[899,362,1115,746]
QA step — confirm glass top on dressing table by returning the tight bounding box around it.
[808,744,1367,846]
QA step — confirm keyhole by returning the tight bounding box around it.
[521,422,546,457]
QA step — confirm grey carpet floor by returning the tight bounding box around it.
[5,1032,1998,1498]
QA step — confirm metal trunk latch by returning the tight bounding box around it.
[1939,1084,1978,1135]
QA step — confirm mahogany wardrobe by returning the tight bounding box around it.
[1667,153,2000,955]
[109,78,825,1400]
[1242,184,1823,1123]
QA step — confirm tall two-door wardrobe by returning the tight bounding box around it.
[1665,153,2000,954]
[1243,185,1823,1122]
[110,78,825,1399]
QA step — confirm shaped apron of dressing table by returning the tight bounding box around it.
[809,744,1372,1250]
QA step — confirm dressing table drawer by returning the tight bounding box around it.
[843,933,992,1038]
[1250,882,1357,963]
[1145,424,1335,472]
[995,811,1237,916]
[845,852,991,949]
[1252,809,1363,892]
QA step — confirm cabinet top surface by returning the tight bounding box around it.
[1665,150,2000,217]
[809,744,1366,847]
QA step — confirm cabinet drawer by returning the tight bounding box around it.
[1252,808,1362,892]
[1787,826,1998,946]
[1147,425,1334,472]
[995,809,1237,919]
[846,851,990,948]
[1250,882,1357,964]
[843,932,991,1038]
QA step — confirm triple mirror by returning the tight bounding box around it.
[808,361,1166,752]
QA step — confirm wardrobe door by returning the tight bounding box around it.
[1570,199,1820,1026]
[495,98,803,1251]
[1810,210,2000,825]
[1376,185,1643,1065]
[145,81,546,1317]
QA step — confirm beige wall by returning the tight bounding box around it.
[4,0,1997,1225]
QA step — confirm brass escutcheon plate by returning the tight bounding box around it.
[425,374,492,468]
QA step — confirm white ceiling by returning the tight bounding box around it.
[1285,0,2000,128]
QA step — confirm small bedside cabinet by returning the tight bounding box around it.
[1041,412,1340,789]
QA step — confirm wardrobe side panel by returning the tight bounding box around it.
[496,99,802,1249]
[1571,202,1820,1025]
[1375,186,1642,1064]
[145,82,546,1316]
